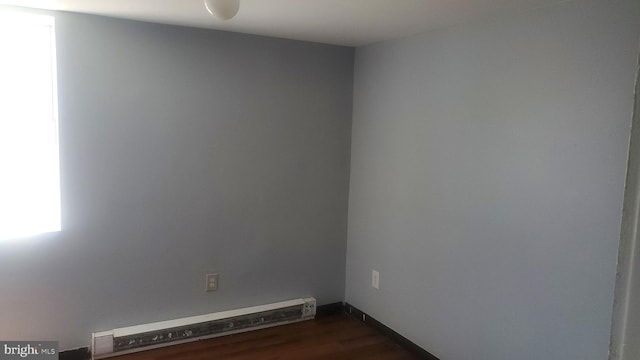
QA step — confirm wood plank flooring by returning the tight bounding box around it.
[113,314,421,360]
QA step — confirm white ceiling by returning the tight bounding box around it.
[0,0,564,46]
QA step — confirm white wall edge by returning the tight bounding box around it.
[609,40,640,360]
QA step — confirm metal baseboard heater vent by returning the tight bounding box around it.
[91,297,316,359]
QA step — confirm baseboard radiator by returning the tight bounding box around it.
[91,297,316,359]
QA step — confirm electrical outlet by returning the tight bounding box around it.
[371,270,380,290]
[205,273,219,292]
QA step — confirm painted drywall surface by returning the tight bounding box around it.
[346,1,640,359]
[0,12,353,349]
[611,48,640,360]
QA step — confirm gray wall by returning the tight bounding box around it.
[346,0,640,359]
[611,43,640,360]
[0,12,353,349]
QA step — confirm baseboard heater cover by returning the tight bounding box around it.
[91,297,316,359]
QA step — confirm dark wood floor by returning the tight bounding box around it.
[113,314,420,360]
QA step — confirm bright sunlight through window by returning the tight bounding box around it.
[0,11,60,240]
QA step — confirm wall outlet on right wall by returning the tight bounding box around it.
[205,273,219,292]
[371,270,380,290]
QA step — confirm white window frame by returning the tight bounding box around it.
[0,10,61,241]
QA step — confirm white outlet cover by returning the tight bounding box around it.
[372,270,380,290]
[206,273,219,292]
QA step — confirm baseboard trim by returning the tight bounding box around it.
[59,347,90,360]
[315,302,345,318]
[344,302,439,360]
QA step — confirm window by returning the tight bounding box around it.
[0,11,60,240]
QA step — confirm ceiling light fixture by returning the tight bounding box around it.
[204,0,240,21]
